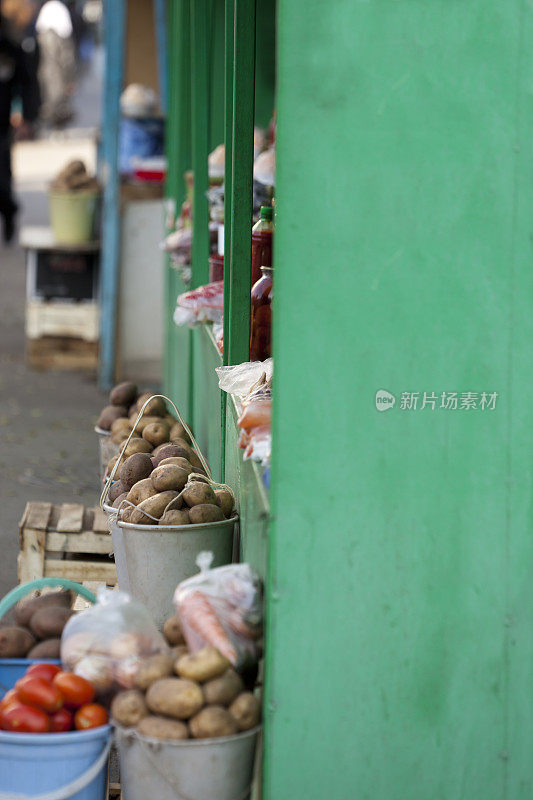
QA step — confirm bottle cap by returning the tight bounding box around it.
[260,206,273,220]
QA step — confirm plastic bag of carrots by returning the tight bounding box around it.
[173,552,263,669]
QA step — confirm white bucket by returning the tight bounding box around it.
[94,426,119,485]
[117,517,236,629]
[114,724,260,800]
[103,505,130,593]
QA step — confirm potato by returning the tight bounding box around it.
[182,482,217,508]
[97,405,127,431]
[14,590,72,627]
[0,626,35,657]
[109,480,127,503]
[171,644,189,660]
[146,678,204,720]
[142,421,170,447]
[157,456,193,473]
[107,454,122,477]
[189,504,225,524]
[159,509,190,526]
[214,488,234,518]
[175,647,229,683]
[29,606,73,639]
[170,422,191,443]
[111,427,132,445]
[229,692,261,731]
[126,477,158,506]
[163,615,185,646]
[110,381,138,407]
[137,716,189,740]
[124,438,152,457]
[188,451,205,471]
[111,690,148,727]
[75,655,114,692]
[189,474,210,484]
[136,395,167,417]
[61,631,99,668]
[153,444,193,467]
[122,505,134,523]
[135,653,175,691]
[120,452,153,489]
[203,669,244,707]
[189,706,238,739]
[112,492,128,509]
[165,413,177,426]
[130,415,163,434]
[27,638,61,659]
[130,491,179,524]
[151,464,189,493]
[111,417,134,435]
[170,438,194,455]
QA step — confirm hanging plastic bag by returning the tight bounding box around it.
[61,589,169,699]
[174,553,263,669]
[216,358,273,399]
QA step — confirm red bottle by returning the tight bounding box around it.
[250,266,273,362]
[251,206,273,287]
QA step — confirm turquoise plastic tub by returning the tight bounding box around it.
[0,725,112,800]
[0,658,60,698]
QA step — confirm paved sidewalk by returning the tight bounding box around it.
[0,148,106,597]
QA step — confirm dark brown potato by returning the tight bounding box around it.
[29,607,73,639]
[0,626,35,657]
[27,638,61,659]
[14,591,72,627]
[120,452,153,489]
[110,381,138,407]
[97,405,128,431]
[109,480,127,503]
[189,504,225,524]
[153,444,193,467]
[188,451,205,471]
[163,615,185,646]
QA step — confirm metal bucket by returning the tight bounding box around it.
[95,426,119,484]
[114,724,260,800]
[103,505,130,593]
[117,516,236,629]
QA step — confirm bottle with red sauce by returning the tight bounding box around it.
[250,266,273,361]
[251,206,273,287]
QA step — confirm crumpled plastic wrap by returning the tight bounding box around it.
[174,281,224,327]
[61,589,169,700]
[174,552,262,669]
[215,359,273,400]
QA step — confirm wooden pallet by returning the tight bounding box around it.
[26,336,99,371]
[18,502,116,585]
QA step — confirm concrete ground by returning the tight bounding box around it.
[0,51,106,597]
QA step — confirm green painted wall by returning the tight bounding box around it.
[265,2,533,799]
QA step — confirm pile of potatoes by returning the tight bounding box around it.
[108,446,234,527]
[0,590,74,660]
[111,615,261,740]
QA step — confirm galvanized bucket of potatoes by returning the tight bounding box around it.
[101,393,236,630]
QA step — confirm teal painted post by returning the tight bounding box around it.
[221,0,235,475]
[99,0,125,389]
[226,0,256,366]
[190,0,210,288]
[154,0,168,111]
[265,1,533,798]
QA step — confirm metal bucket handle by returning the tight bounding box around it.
[0,578,97,623]
[127,731,254,800]
[0,735,112,800]
[100,394,235,516]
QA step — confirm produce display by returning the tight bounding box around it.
[0,590,74,660]
[0,663,108,733]
[111,612,261,741]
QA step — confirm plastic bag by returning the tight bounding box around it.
[174,281,224,327]
[216,358,273,399]
[174,553,263,669]
[61,589,169,699]
[242,425,271,465]
[212,321,224,355]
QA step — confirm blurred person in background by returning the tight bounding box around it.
[1,0,40,133]
[35,0,76,127]
[0,12,39,242]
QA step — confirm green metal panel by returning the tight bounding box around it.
[192,327,223,482]
[265,2,533,799]
[164,0,192,416]
[190,0,210,289]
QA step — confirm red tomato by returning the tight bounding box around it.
[74,703,108,730]
[0,689,21,712]
[50,707,73,733]
[1,703,50,733]
[17,678,63,713]
[26,663,61,682]
[53,672,94,709]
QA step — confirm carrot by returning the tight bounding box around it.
[178,591,237,664]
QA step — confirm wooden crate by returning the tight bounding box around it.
[18,502,116,586]
[27,335,99,371]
